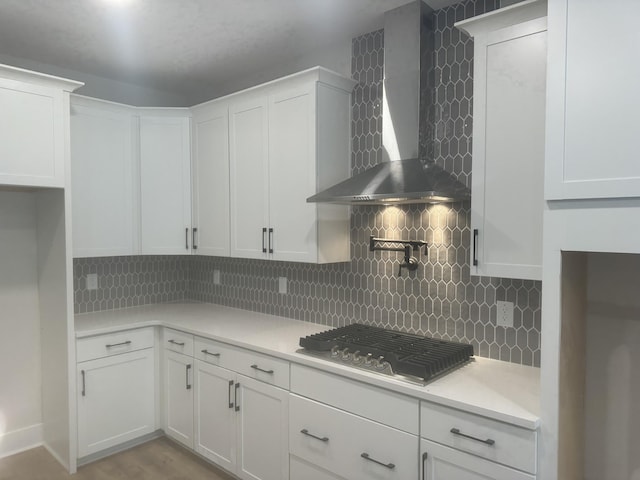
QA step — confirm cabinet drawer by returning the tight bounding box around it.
[226,347,290,389]
[291,364,419,434]
[194,336,235,367]
[77,328,154,363]
[164,328,194,356]
[290,394,418,480]
[420,402,537,474]
[290,455,346,480]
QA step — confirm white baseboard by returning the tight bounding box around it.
[43,442,70,472]
[0,423,43,459]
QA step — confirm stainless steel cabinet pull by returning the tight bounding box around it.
[81,370,86,397]
[185,227,189,250]
[250,364,274,374]
[105,340,132,348]
[361,452,395,470]
[473,229,479,266]
[201,349,220,357]
[422,452,428,480]
[168,339,185,346]
[228,380,234,409]
[268,228,274,254]
[450,427,495,446]
[192,228,198,250]
[300,429,329,442]
[234,382,240,412]
[262,227,267,253]
[186,364,192,390]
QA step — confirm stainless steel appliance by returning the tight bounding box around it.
[298,323,474,385]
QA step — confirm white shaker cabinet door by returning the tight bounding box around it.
[421,440,534,480]
[457,7,547,281]
[229,97,270,260]
[268,86,317,263]
[71,101,137,257]
[0,76,69,187]
[192,103,230,257]
[77,349,155,458]
[194,361,236,472]
[140,115,192,255]
[164,350,194,449]
[546,0,640,199]
[236,375,289,480]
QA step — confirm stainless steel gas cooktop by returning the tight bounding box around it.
[298,324,474,385]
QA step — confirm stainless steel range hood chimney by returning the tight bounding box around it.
[307,0,470,205]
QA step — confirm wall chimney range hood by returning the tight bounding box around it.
[307,0,470,206]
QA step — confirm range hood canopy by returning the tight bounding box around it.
[307,158,470,205]
[307,0,470,206]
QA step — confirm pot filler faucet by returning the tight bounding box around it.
[369,235,428,277]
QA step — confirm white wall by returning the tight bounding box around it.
[585,252,640,480]
[0,191,43,457]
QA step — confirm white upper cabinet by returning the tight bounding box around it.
[456,0,547,281]
[546,0,640,200]
[191,102,230,257]
[0,64,81,188]
[228,68,355,263]
[139,112,192,254]
[71,97,138,257]
[229,95,270,260]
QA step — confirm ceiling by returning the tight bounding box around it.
[0,0,461,100]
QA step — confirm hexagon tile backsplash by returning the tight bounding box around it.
[74,0,541,367]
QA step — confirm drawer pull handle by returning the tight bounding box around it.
[201,349,221,357]
[361,452,395,470]
[450,428,495,446]
[168,340,185,346]
[300,429,329,442]
[250,364,274,374]
[105,340,132,348]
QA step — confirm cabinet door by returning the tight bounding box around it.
[546,0,640,199]
[421,439,534,480]
[268,85,317,263]
[164,350,194,448]
[236,376,289,480]
[77,349,155,457]
[140,116,192,254]
[71,102,136,257]
[229,97,269,259]
[192,105,230,257]
[0,78,64,187]
[194,360,236,472]
[470,19,546,281]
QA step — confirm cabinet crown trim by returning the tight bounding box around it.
[455,0,547,37]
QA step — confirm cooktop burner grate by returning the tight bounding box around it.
[299,324,474,382]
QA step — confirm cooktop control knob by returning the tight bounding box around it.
[364,353,374,366]
[352,350,363,364]
[340,348,351,361]
[374,356,387,370]
[330,346,340,358]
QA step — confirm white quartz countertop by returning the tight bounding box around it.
[75,302,540,429]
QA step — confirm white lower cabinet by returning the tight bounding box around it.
[77,346,155,458]
[194,362,289,480]
[290,455,345,480]
[194,360,236,471]
[164,349,194,448]
[421,439,534,480]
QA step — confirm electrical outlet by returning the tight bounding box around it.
[278,277,287,294]
[86,273,98,291]
[213,269,221,285]
[496,300,514,328]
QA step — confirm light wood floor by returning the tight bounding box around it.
[0,437,236,480]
